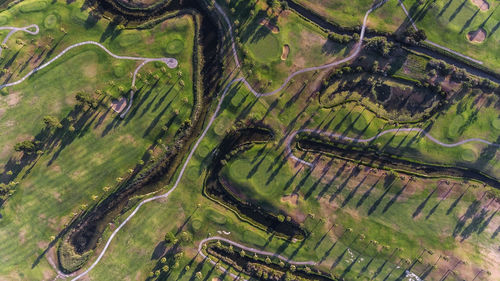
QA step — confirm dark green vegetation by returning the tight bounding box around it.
[0,0,499,280]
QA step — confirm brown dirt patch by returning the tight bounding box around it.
[280,44,290,60]
[111,97,127,113]
[1,91,22,107]
[467,28,486,43]
[259,18,279,33]
[471,0,489,11]
[82,63,98,78]
[281,193,298,206]
[19,228,26,244]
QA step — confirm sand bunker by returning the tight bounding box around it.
[111,97,127,113]
[281,44,290,60]
[467,27,486,43]
[471,0,489,11]
[259,18,279,33]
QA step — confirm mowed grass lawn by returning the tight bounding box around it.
[221,145,500,280]
[293,0,408,33]
[0,0,196,279]
[403,0,500,70]
[218,0,350,91]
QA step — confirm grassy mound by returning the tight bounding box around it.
[18,0,47,12]
[197,144,211,158]
[229,159,252,181]
[112,64,126,78]
[0,15,9,25]
[186,166,200,182]
[165,39,184,55]
[461,149,476,162]
[206,209,227,225]
[190,219,202,231]
[447,115,465,138]
[44,14,58,29]
[213,116,231,136]
[118,33,143,48]
[492,118,500,130]
[247,33,281,63]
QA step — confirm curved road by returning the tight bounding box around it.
[0,25,178,117]
[287,128,500,166]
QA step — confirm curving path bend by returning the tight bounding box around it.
[0,24,178,117]
[197,236,317,281]
[287,128,500,166]
[0,24,39,56]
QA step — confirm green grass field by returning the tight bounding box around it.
[404,0,500,70]
[294,0,408,33]
[0,0,499,280]
[0,0,196,279]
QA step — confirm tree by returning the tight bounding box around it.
[14,140,36,154]
[164,231,177,244]
[162,265,169,272]
[75,91,97,108]
[43,115,62,129]
[195,272,202,279]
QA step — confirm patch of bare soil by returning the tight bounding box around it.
[280,44,290,60]
[281,193,298,206]
[111,97,127,113]
[0,91,21,107]
[82,63,97,78]
[259,18,279,33]
[19,228,26,244]
[471,0,489,11]
[467,28,486,43]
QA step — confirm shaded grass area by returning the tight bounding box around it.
[0,0,195,279]
[404,0,500,71]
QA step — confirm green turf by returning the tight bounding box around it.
[165,38,185,55]
[246,32,281,63]
[0,0,196,278]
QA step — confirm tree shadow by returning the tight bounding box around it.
[412,182,441,218]
[382,181,410,213]
[426,183,456,219]
[356,174,382,208]
[449,0,468,22]
[368,179,395,215]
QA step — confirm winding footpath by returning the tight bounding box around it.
[287,128,500,166]
[197,236,317,281]
[0,25,178,117]
[0,24,39,56]
[70,1,390,280]
[0,0,485,280]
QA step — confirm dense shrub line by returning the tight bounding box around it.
[204,241,336,281]
[296,134,500,189]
